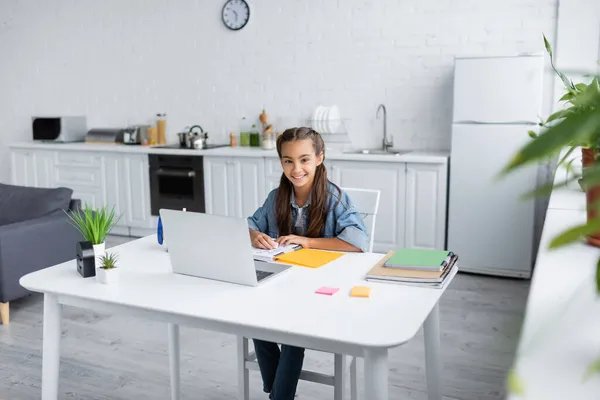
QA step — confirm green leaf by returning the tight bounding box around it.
[549,219,600,249]
[500,109,600,175]
[527,130,538,138]
[543,34,552,58]
[556,145,577,167]
[575,82,589,92]
[559,92,574,102]
[520,176,579,200]
[507,367,525,396]
[583,355,600,382]
[546,108,576,124]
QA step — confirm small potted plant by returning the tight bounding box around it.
[96,252,119,284]
[65,203,121,267]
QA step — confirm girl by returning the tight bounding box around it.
[247,127,369,400]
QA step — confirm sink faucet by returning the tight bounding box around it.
[376,104,393,151]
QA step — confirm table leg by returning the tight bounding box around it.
[42,294,61,400]
[168,323,181,400]
[363,348,388,400]
[423,303,442,400]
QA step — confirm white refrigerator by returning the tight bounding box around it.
[448,55,544,278]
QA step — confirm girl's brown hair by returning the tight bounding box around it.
[275,127,341,237]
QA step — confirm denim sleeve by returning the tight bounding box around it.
[247,190,275,234]
[333,194,370,253]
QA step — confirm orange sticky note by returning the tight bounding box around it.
[350,286,371,298]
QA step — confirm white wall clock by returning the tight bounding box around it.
[222,0,250,31]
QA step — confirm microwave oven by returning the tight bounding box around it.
[32,116,87,142]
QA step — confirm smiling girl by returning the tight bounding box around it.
[247,127,369,400]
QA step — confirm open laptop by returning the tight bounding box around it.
[159,209,292,287]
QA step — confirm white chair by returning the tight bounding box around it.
[237,187,381,400]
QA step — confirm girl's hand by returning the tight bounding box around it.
[276,235,311,248]
[251,231,277,250]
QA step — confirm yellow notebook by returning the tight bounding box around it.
[275,248,344,268]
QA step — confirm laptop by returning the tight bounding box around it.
[159,209,292,287]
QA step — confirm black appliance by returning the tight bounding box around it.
[76,241,96,278]
[149,154,205,216]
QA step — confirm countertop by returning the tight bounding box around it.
[9,141,450,164]
[509,150,600,399]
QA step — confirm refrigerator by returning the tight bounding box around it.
[448,55,544,278]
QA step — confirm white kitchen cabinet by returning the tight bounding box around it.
[102,154,128,229]
[264,158,283,197]
[34,151,57,188]
[329,160,406,253]
[10,149,36,187]
[231,157,265,218]
[405,163,448,250]
[101,154,153,235]
[204,156,233,217]
[122,154,154,231]
[204,156,265,219]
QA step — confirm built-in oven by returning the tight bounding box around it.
[149,154,205,215]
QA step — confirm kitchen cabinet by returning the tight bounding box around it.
[204,156,265,219]
[10,149,37,187]
[102,154,154,236]
[329,160,406,253]
[9,145,449,248]
[9,148,154,237]
[405,163,448,250]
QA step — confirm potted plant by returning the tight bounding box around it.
[508,34,600,246]
[96,252,119,284]
[500,35,600,392]
[65,203,121,267]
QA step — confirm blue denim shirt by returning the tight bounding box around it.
[247,182,370,252]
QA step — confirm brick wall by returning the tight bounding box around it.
[0,0,558,183]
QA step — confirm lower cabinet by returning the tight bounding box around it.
[205,156,448,253]
[203,156,265,218]
[10,149,154,237]
[329,160,406,253]
[9,147,448,249]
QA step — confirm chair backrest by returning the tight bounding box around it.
[341,187,381,252]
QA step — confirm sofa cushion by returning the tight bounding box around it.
[0,183,73,226]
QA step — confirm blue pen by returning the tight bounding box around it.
[157,215,164,245]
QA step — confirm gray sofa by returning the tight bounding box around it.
[0,183,82,324]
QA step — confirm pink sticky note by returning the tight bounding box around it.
[315,287,339,296]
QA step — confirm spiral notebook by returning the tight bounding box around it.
[252,244,302,262]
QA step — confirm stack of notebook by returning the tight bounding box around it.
[365,248,458,288]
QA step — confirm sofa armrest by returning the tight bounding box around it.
[69,199,81,212]
[0,211,83,303]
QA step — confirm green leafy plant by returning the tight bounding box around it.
[501,35,600,252]
[98,252,118,270]
[65,203,121,245]
[500,34,600,393]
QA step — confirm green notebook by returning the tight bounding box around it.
[384,248,454,270]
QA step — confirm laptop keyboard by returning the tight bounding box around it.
[256,270,274,282]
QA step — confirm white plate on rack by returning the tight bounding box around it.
[327,105,340,134]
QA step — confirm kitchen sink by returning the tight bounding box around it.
[342,148,412,156]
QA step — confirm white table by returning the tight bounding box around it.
[20,235,453,400]
[508,155,600,399]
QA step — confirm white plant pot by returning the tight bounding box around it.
[93,242,105,268]
[96,267,119,284]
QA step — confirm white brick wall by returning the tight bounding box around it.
[0,0,558,183]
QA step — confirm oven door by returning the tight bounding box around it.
[149,158,205,215]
